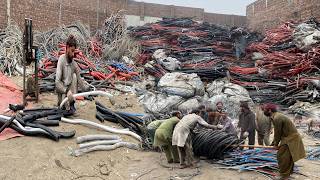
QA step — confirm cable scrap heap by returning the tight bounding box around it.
[214,149,281,179]
[0,23,23,76]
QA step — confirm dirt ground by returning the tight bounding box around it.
[0,78,320,180]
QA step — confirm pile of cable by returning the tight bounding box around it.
[178,65,226,81]
[192,129,239,159]
[0,23,23,75]
[0,107,75,141]
[95,101,144,137]
[214,149,282,179]
[306,130,320,139]
[306,147,320,161]
[70,134,140,157]
[128,17,262,80]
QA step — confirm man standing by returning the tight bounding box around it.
[256,106,272,146]
[154,111,182,164]
[263,104,306,179]
[55,35,88,113]
[172,109,217,168]
[238,101,256,149]
[231,27,248,60]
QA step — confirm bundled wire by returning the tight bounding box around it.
[34,21,91,59]
[95,11,140,60]
[0,23,23,75]
[192,129,239,159]
[306,147,320,161]
[214,149,281,179]
[95,101,144,136]
[178,63,227,81]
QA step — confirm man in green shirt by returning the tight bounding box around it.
[147,119,165,145]
[154,111,182,163]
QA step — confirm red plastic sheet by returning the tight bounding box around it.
[0,128,24,141]
[0,72,22,112]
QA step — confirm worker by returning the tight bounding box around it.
[215,101,224,113]
[55,35,89,113]
[238,101,256,149]
[255,105,272,146]
[207,101,225,125]
[146,119,165,145]
[263,103,306,180]
[199,104,208,122]
[217,112,237,135]
[172,109,217,168]
[231,27,247,60]
[154,111,182,164]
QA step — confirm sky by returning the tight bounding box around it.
[135,0,257,16]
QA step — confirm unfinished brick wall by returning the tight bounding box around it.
[247,0,320,32]
[0,0,7,29]
[0,0,125,31]
[0,0,246,31]
[126,1,245,26]
[204,13,246,27]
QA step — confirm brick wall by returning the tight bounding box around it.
[0,0,125,31]
[0,0,246,31]
[127,0,245,26]
[247,0,320,32]
[0,0,7,29]
[204,13,246,27]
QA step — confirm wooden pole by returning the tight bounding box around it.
[232,144,277,149]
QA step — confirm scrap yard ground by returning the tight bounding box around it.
[0,94,318,180]
[0,77,318,180]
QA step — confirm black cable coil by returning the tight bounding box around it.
[192,129,239,159]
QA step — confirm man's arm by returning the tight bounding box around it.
[222,118,232,131]
[198,116,217,129]
[55,57,67,94]
[73,62,89,91]
[271,117,283,146]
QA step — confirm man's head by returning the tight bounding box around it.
[191,109,200,115]
[66,35,77,63]
[216,101,223,111]
[171,111,182,119]
[263,103,277,117]
[240,101,249,113]
[199,105,206,112]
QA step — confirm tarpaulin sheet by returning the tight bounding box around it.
[0,128,24,141]
[0,72,22,112]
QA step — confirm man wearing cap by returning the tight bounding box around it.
[263,103,305,180]
[238,101,256,149]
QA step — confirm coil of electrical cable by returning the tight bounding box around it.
[192,129,239,159]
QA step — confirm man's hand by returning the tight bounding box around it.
[237,128,241,133]
[243,131,249,138]
[217,124,223,129]
[210,125,217,130]
[67,90,74,102]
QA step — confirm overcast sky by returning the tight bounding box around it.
[135,0,257,15]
